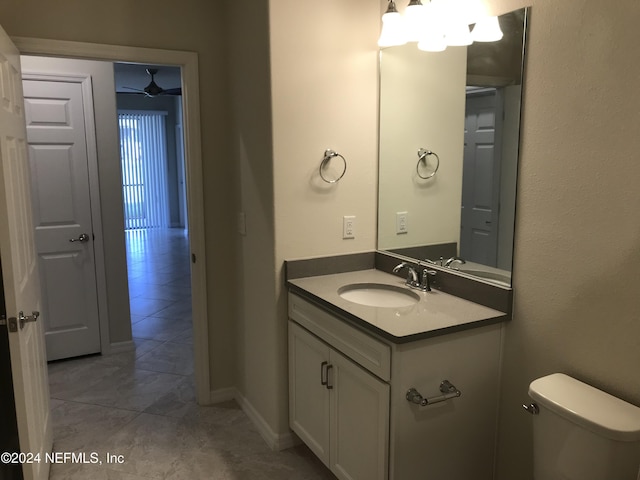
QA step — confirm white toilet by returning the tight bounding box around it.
[528,373,640,480]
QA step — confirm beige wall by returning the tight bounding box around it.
[270,0,380,435]
[495,0,640,477]
[0,0,237,392]
[227,0,279,433]
[378,44,466,250]
[230,0,380,439]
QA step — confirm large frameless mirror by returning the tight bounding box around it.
[377,7,528,287]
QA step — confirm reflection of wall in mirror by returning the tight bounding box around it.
[497,84,521,271]
[378,44,466,251]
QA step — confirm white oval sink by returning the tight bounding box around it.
[338,283,420,308]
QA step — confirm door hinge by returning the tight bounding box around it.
[191,253,196,264]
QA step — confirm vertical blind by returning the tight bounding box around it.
[118,112,169,230]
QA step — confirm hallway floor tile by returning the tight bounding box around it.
[48,228,334,479]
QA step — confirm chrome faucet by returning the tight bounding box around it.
[393,262,418,284]
[419,268,436,291]
[444,256,466,269]
[393,262,436,292]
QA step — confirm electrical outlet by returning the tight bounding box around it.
[343,215,355,239]
[396,211,408,234]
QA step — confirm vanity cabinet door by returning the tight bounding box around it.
[330,349,389,480]
[289,321,390,480]
[289,321,331,466]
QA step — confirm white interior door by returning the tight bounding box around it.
[0,25,53,480]
[460,89,502,266]
[22,75,102,361]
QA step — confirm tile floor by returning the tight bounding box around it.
[47,228,334,479]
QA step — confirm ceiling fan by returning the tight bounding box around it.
[122,68,181,97]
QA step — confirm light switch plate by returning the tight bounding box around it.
[396,211,408,234]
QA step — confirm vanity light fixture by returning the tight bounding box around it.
[444,19,474,46]
[433,0,473,47]
[416,1,446,51]
[404,0,427,42]
[471,15,504,42]
[378,0,407,47]
[379,0,504,51]
[417,29,447,52]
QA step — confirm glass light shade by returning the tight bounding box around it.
[417,4,446,52]
[378,9,407,47]
[404,1,427,43]
[444,20,473,46]
[471,16,504,42]
[417,34,447,52]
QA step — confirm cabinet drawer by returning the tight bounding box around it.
[289,293,391,381]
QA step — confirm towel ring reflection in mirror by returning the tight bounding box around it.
[319,149,347,184]
[416,148,440,180]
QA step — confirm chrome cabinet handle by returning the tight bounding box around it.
[320,361,334,390]
[69,233,90,243]
[320,361,328,386]
[326,364,334,390]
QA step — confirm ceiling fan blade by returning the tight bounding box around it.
[160,87,182,96]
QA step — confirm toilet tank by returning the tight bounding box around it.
[529,373,640,480]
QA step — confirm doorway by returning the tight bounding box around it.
[114,63,193,367]
[14,38,210,404]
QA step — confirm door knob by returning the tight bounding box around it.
[18,311,40,330]
[69,233,90,243]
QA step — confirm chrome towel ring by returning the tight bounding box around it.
[319,149,347,184]
[416,148,440,179]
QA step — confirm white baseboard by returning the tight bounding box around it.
[210,386,236,404]
[107,340,135,354]
[214,389,298,451]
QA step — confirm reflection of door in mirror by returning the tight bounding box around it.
[461,88,502,268]
[461,84,521,272]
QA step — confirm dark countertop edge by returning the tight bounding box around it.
[287,282,509,345]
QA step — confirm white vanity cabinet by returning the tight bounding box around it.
[289,322,390,479]
[288,291,502,480]
[288,305,390,480]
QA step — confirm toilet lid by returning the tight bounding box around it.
[529,373,640,442]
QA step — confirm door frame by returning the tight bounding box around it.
[13,37,210,404]
[22,71,109,361]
